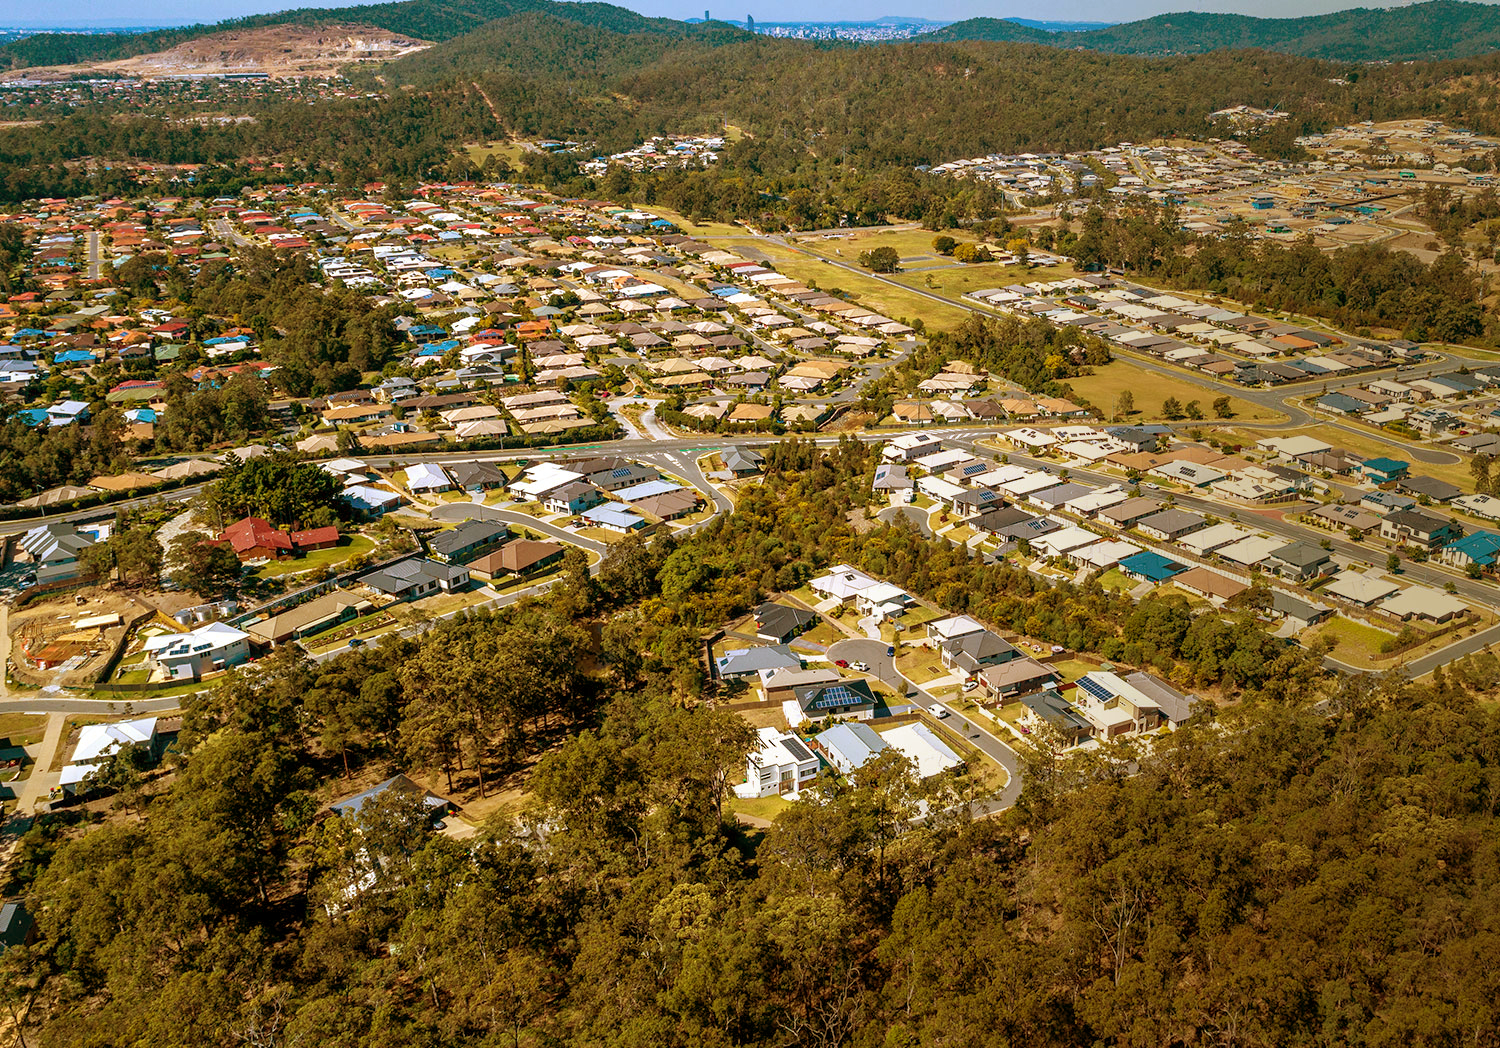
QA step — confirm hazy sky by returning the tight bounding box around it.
[0,0,1480,29]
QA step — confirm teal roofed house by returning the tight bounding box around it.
[1360,457,1410,484]
[1439,531,1500,572]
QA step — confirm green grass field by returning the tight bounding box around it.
[1067,360,1283,422]
[254,536,377,580]
[715,237,971,330]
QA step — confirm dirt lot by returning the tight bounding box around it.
[9,587,157,689]
[2,23,431,82]
[9,585,207,690]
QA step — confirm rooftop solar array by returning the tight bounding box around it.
[1076,676,1115,703]
[813,686,864,709]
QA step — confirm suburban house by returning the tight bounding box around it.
[882,722,963,778]
[1171,566,1250,605]
[1439,531,1500,573]
[341,485,404,518]
[245,591,372,645]
[737,727,820,798]
[1379,509,1461,549]
[1073,670,1197,738]
[448,461,509,491]
[542,482,604,515]
[793,678,878,722]
[144,622,252,680]
[18,522,97,584]
[220,517,295,561]
[979,657,1061,701]
[57,717,162,794]
[465,539,565,581]
[329,774,451,821]
[939,629,1019,676]
[1017,689,1093,746]
[1134,508,1208,542]
[1264,541,1335,581]
[1359,457,1410,485]
[754,602,817,643]
[359,558,471,600]
[404,463,453,494]
[428,519,510,563]
[716,644,802,680]
[723,447,765,476]
[1268,590,1334,631]
[814,721,888,775]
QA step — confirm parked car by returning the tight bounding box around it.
[962,680,978,692]
[928,704,949,719]
[852,661,869,672]
[886,645,895,656]
[834,659,849,668]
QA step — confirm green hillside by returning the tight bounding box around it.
[0,0,706,69]
[924,0,1500,62]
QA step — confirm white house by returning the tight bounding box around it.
[737,727,820,798]
[882,722,963,779]
[144,622,252,680]
[404,463,453,493]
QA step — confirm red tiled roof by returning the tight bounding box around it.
[290,526,339,548]
[221,517,293,554]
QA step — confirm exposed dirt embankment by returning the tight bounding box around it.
[7,23,432,81]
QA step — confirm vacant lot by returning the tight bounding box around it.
[1067,360,1282,422]
[716,238,971,330]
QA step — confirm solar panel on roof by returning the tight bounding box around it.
[782,737,813,761]
[813,686,864,708]
[1076,676,1115,702]
[610,467,630,478]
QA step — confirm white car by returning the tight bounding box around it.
[852,661,870,672]
[928,704,949,719]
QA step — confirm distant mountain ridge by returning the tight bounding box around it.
[920,1,1500,62]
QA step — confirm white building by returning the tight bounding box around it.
[144,622,252,680]
[737,727,820,799]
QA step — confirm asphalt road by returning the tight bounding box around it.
[428,502,609,553]
[877,504,932,537]
[826,637,900,692]
[931,700,1024,812]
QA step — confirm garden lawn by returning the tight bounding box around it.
[1305,615,1399,668]
[254,536,376,579]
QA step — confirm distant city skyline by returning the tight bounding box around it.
[1,0,1489,30]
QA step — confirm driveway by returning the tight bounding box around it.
[826,637,903,693]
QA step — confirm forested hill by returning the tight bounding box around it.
[923,0,1500,62]
[0,0,722,70]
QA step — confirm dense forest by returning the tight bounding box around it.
[8,441,1500,1046]
[17,10,1500,206]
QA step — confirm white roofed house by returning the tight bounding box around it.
[736,727,821,798]
[403,463,453,494]
[144,622,253,681]
[57,717,163,795]
[857,582,916,620]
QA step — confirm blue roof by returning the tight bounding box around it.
[1118,550,1186,581]
[53,350,95,364]
[1444,531,1500,565]
[1362,457,1409,474]
[416,339,461,357]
